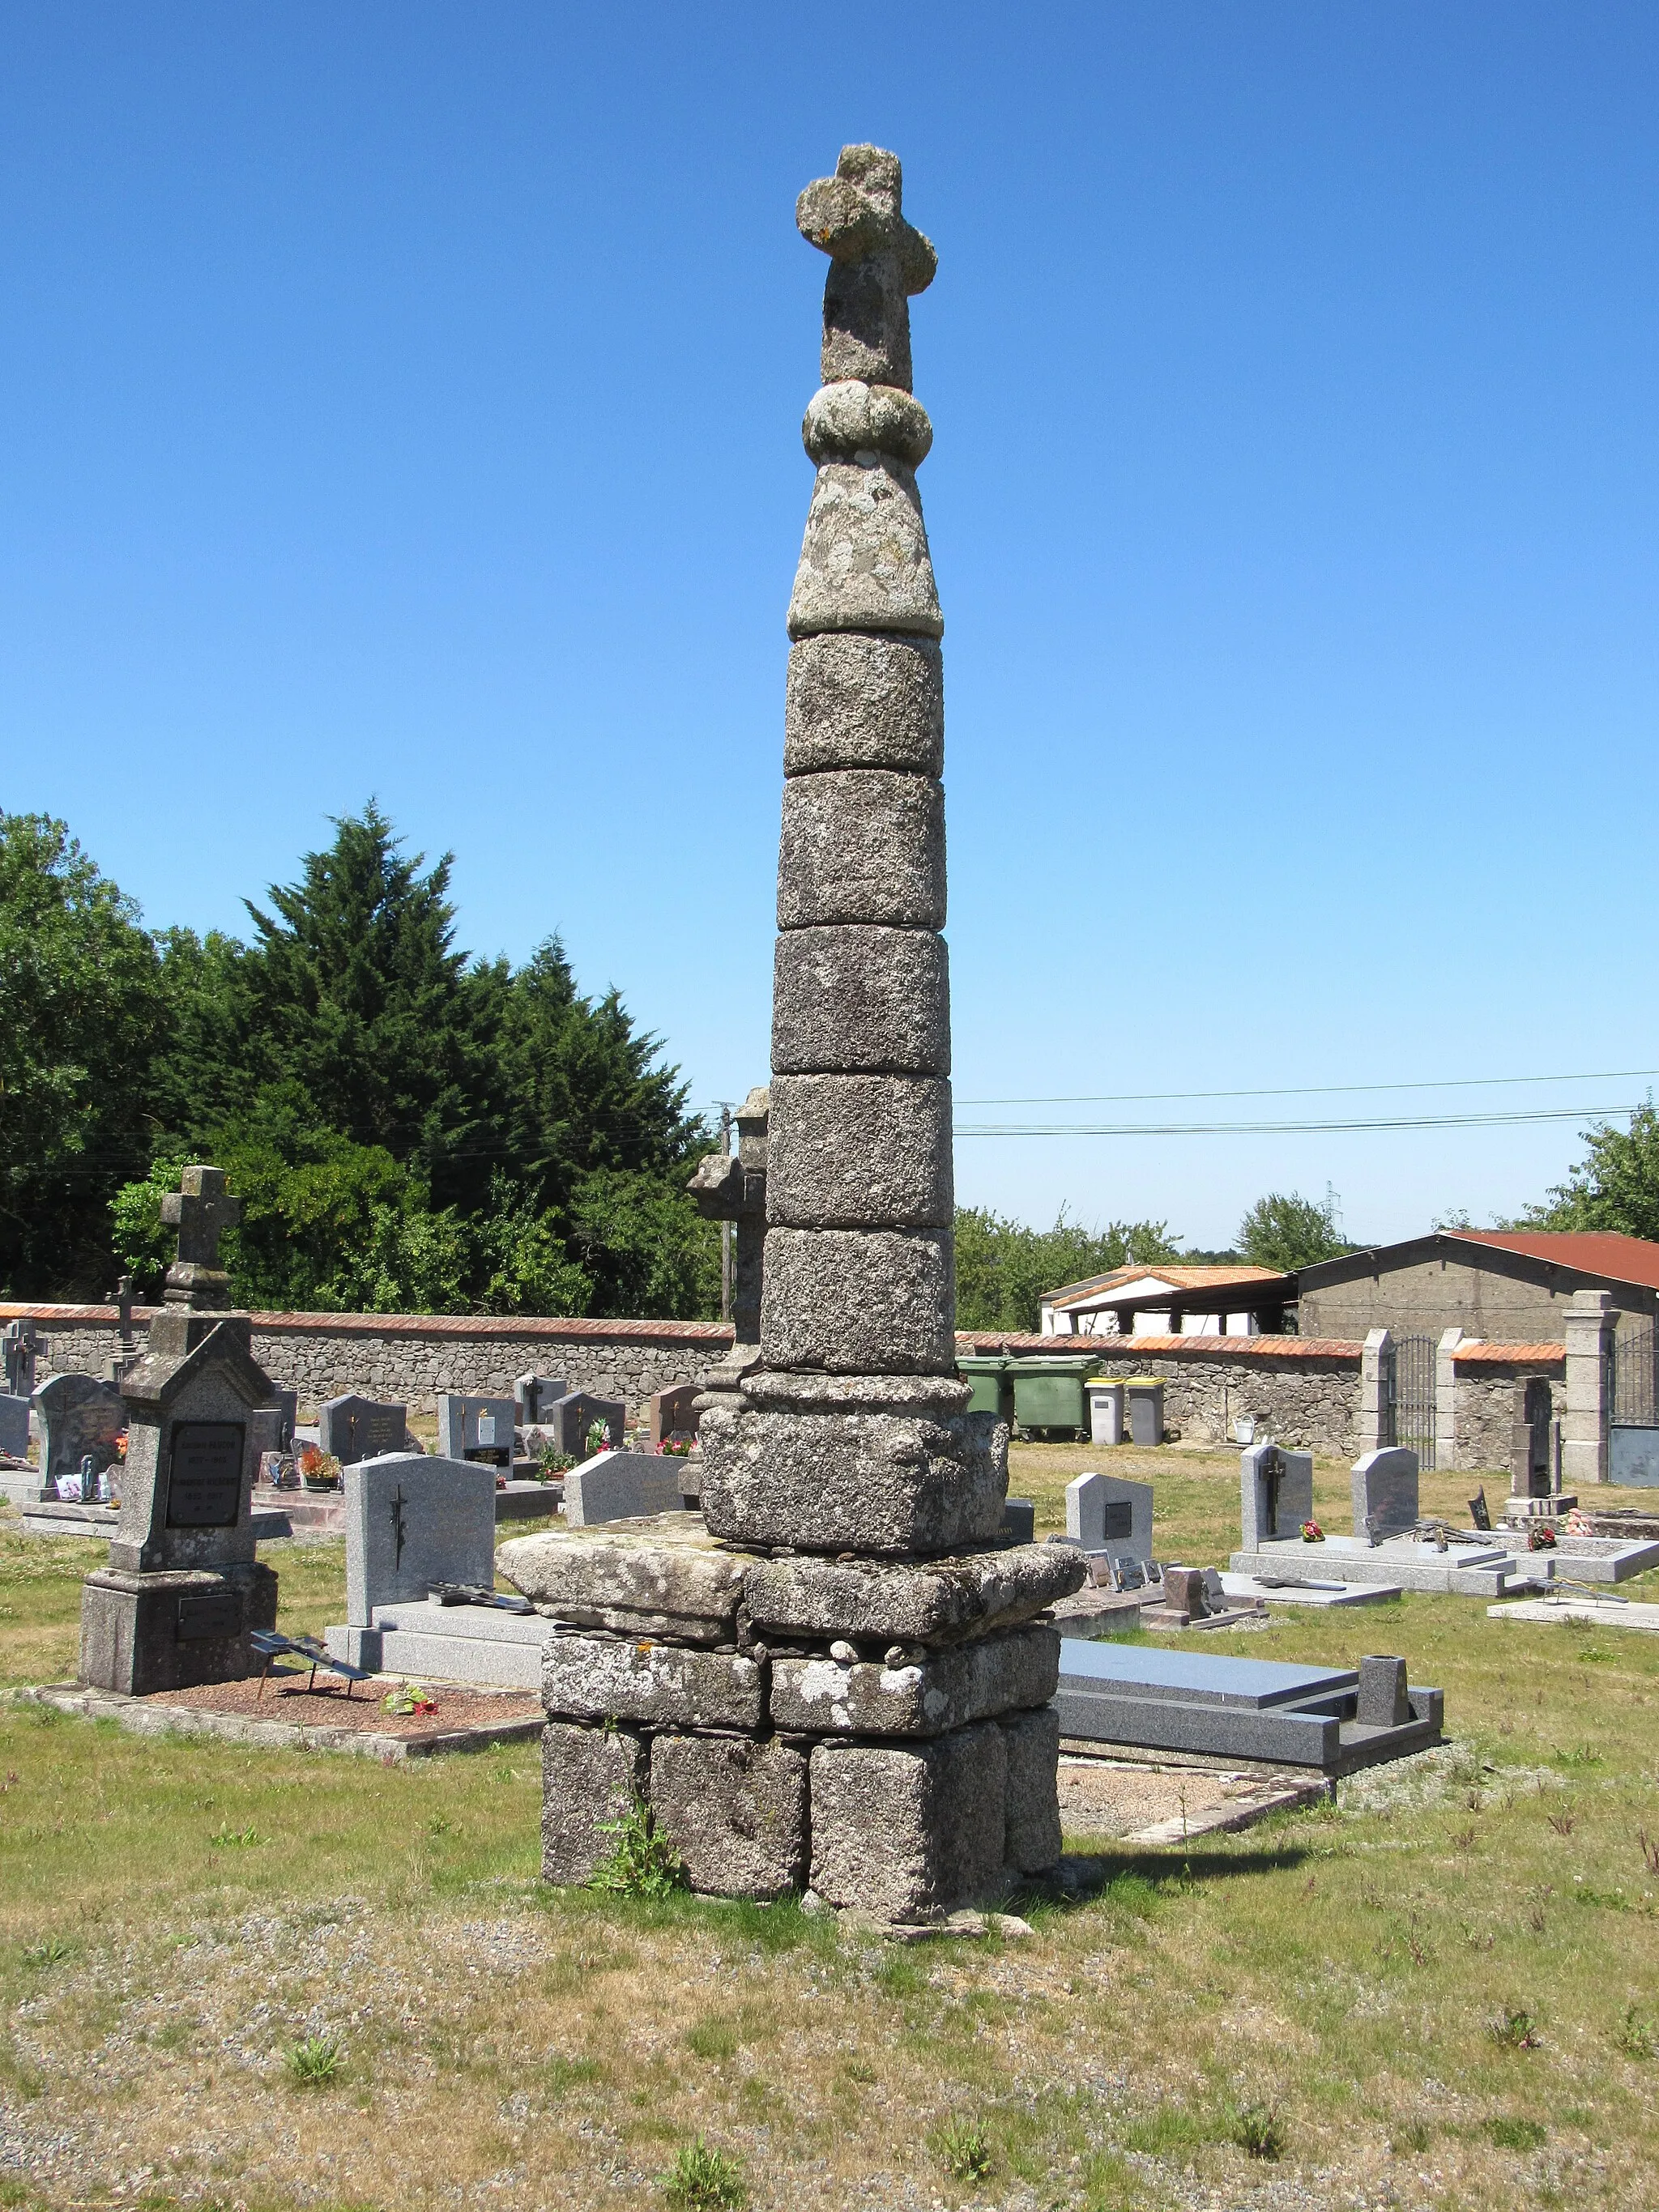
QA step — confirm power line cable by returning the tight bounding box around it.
[956,1067,1659,1107]
[955,1104,1640,1138]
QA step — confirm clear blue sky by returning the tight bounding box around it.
[5,4,1657,1248]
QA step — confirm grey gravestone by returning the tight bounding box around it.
[1239,1442,1314,1548]
[1126,1380,1164,1447]
[0,1392,29,1460]
[1066,1470,1154,1570]
[36,1374,126,1494]
[343,1452,497,1627]
[437,1392,517,1467]
[1086,1379,1125,1447]
[546,1391,625,1459]
[2,1319,41,1399]
[648,1382,699,1447]
[1351,1447,1419,1543]
[318,1392,408,1467]
[1000,1497,1035,1545]
[564,1451,688,1529]
[514,1373,569,1425]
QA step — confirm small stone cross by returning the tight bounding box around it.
[160,1164,243,1310]
[109,1273,134,1347]
[797,144,936,392]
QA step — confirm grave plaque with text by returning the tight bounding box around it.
[165,1422,246,1528]
[177,1589,243,1639]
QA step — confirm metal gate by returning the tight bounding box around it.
[1610,1317,1659,1427]
[1390,1334,1437,1463]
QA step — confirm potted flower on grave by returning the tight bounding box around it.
[1300,1519,1324,1543]
[658,1431,696,1459]
[535,1443,575,1483]
[297,1445,342,1491]
[586,1418,613,1458]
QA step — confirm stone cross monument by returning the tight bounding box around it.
[698,144,1000,1558]
[687,1085,770,1374]
[80,1165,279,1694]
[501,147,1082,1924]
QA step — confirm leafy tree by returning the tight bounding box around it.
[1508,1102,1659,1241]
[235,803,497,1212]
[1237,1191,1350,1272]
[568,1166,722,1321]
[954,1207,1181,1334]
[0,815,167,1295]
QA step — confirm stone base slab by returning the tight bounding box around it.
[744,1540,1084,1646]
[498,1512,747,1643]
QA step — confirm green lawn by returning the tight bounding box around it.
[0,1455,1656,2210]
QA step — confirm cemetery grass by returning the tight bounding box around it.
[0,1490,1653,2209]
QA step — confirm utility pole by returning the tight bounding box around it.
[714,1101,737,1323]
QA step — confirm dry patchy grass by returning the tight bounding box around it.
[1,1475,1658,2207]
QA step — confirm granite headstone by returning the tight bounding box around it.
[343,1452,497,1627]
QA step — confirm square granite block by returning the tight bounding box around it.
[540,1720,647,1885]
[541,1631,764,1731]
[650,1733,808,1900]
[808,1721,1007,1922]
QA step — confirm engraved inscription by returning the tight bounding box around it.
[165,1421,246,1528]
[1102,1502,1133,1541]
[177,1590,243,1639]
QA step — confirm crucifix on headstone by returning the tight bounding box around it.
[1258,1446,1285,1536]
[160,1166,242,1311]
[390,1484,408,1571]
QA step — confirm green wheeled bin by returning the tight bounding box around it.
[957,1353,1015,1431]
[1009,1354,1098,1439]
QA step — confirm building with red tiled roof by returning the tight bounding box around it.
[1038,1263,1290,1339]
[1294,1228,1659,1345]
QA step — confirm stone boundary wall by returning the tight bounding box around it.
[2,1305,733,1422]
[1449,1341,1566,1477]
[957,1332,1366,1458]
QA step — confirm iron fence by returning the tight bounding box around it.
[1610,1317,1659,1428]
[1392,1333,1437,1463]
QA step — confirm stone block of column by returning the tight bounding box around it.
[808,1722,1007,1922]
[744,1541,1085,1648]
[770,1624,1059,1738]
[768,1076,953,1229]
[698,1375,1006,1554]
[784,633,943,777]
[772,925,949,1075]
[1001,1705,1064,1873]
[777,770,945,930]
[761,1227,953,1372]
[542,1632,764,1732]
[787,459,943,640]
[541,1720,647,1885]
[650,1733,808,1900]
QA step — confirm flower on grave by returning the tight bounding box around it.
[586,1419,613,1456]
[536,1443,575,1479]
[114,1432,129,1460]
[658,1432,696,1458]
[1529,1525,1558,1550]
[382,1681,437,1717]
[1301,1519,1323,1542]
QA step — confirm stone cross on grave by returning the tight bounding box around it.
[109,1275,136,1351]
[797,144,937,392]
[689,1086,769,1363]
[1258,1447,1284,1535]
[160,1166,242,1311]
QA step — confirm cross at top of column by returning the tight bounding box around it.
[160,1164,242,1309]
[797,144,936,392]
